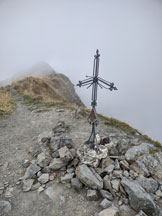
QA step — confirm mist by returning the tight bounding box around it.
[0,0,162,142]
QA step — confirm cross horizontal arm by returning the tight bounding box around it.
[98,77,118,91]
[77,78,93,87]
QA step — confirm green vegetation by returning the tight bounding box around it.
[103,116,140,135]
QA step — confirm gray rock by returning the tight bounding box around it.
[87,189,99,201]
[111,179,120,192]
[120,160,129,171]
[49,158,68,170]
[22,179,34,192]
[99,190,113,201]
[113,170,123,178]
[52,121,68,135]
[52,150,59,158]
[59,146,73,162]
[23,163,41,179]
[135,210,148,216]
[71,178,83,190]
[75,164,103,190]
[5,187,14,198]
[31,182,41,191]
[102,157,114,169]
[114,159,120,170]
[38,173,49,184]
[37,152,51,168]
[121,178,157,216]
[61,173,74,183]
[130,160,150,177]
[0,200,11,213]
[98,207,119,216]
[155,189,162,197]
[137,175,158,193]
[104,164,115,174]
[99,198,112,209]
[103,175,115,197]
[119,204,136,216]
[125,143,156,162]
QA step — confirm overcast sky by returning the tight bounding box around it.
[0,0,162,142]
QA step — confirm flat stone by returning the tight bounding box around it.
[98,207,119,216]
[61,173,74,183]
[0,200,11,213]
[38,173,49,184]
[111,179,120,192]
[125,143,156,162]
[104,164,115,174]
[87,189,99,201]
[23,163,41,179]
[99,190,113,201]
[22,179,34,192]
[31,182,41,191]
[121,178,157,216]
[76,164,103,190]
[71,178,83,190]
[49,158,68,170]
[99,198,112,209]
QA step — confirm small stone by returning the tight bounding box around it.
[59,146,74,162]
[99,198,112,209]
[23,163,41,179]
[38,174,49,184]
[136,210,148,216]
[102,157,114,169]
[52,151,59,158]
[5,187,14,198]
[49,175,54,181]
[104,164,115,174]
[71,178,83,190]
[87,189,99,201]
[114,159,120,170]
[0,200,12,213]
[155,190,162,197]
[31,183,41,191]
[37,152,51,168]
[16,181,21,185]
[111,179,120,192]
[0,190,3,195]
[99,190,113,201]
[103,176,115,197]
[61,173,74,183]
[113,170,123,178]
[120,160,129,171]
[49,158,68,170]
[119,204,136,216]
[23,159,30,168]
[37,171,42,177]
[98,207,119,216]
[38,186,44,193]
[123,171,129,178]
[67,167,75,174]
[22,179,34,192]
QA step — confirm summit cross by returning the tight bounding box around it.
[77,49,117,150]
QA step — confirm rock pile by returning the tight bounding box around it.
[20,121,162,216]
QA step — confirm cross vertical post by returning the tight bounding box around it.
[77,50,117,150]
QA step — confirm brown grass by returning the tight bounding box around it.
[0,89,15,118]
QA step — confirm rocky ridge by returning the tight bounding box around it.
[3,119,161,216]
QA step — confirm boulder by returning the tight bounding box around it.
[121,178,157,216]
[75,164,103,190]
[125,143,156,162]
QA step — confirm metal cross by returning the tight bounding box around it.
[77,49,117,150]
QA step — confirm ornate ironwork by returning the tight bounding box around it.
[77,49,117,149]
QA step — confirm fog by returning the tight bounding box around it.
[0,0,162,142]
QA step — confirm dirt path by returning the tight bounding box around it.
[0,94,115,216]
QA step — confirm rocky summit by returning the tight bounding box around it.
[0,73,162,216]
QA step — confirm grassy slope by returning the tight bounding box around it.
[0,88,15,118]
